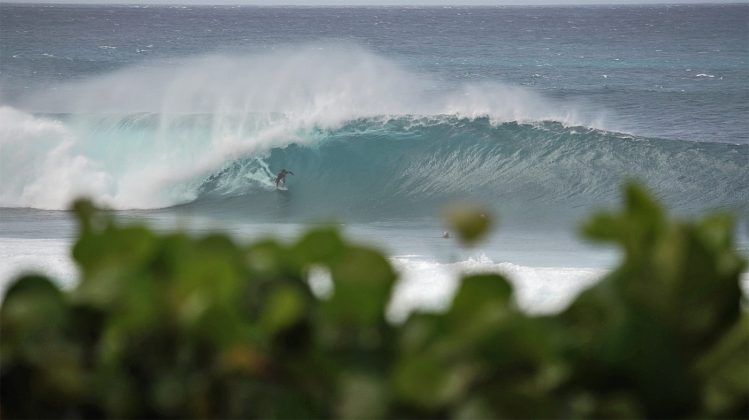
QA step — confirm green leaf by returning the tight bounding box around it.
[694,315,749,417]
[446,274,513,336]
[260,285,306,335]
[336,372,388,419]
[443,203,493,245]
[325,246,396,326]
[1,275,68,355]
[293,228,345,265]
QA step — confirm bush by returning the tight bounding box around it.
[1,183,747,418]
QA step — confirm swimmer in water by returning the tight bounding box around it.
[275,169,294,188]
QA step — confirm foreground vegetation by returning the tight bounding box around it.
[1,183,747,418]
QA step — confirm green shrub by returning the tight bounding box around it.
[1,183,746,418]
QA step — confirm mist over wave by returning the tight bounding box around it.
[15,43,597,124]
[2,43,745,219]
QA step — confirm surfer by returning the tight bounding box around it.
[275,169,294,188]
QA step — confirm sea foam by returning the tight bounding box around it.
[0,236,603,320]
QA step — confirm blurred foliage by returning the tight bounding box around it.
[1,183,747,419]
[443,203,493,245]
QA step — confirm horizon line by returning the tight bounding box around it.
[2,1,746,7]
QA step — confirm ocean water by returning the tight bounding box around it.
[1,4,748,316]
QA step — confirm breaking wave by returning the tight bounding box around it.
[1,44,746,221]
[192,117,748,221]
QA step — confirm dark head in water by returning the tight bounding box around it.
[275,169,294,188]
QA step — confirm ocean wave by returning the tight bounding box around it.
[1,108,747,220]
[1,44,746,214]
[191,117,748,221]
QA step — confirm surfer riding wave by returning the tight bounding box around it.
[275,169,294,189]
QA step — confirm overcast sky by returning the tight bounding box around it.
[2,0,744,5]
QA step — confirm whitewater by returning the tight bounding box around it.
[1,4,748,314]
